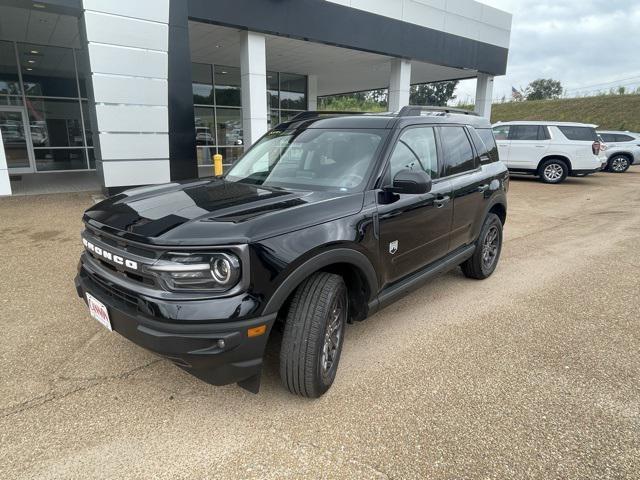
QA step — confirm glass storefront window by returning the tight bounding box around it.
[217,146,243,165]
[0,40,20,96]
[34,148,87,171]
[81,101,93,146]
[26,98,83,147]
[280,73,307,110]
[18,44,79,98]
[194,106,215,145]
[216,107,243,146]
[192,63,308,176]
[280,110,303,123]
[192,63,214,105]
[215,65,241,107]
[267,72,279,109]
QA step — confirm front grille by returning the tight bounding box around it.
[83,226,160,288]
[87,269,140,311]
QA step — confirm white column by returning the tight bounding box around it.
[240,31,268,147]
[475,73,495,118]
[308,75,318,111]
[0,130,12,196]
[388,58,412,112]
[82,0,171,189]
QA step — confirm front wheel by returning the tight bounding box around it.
[609,155,631,173]
[280,272,347,398]
[539,159,568,184]
[461,213,503,280]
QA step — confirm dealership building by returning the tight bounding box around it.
[0,0,511,196]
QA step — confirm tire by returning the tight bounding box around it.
[461,213,503,280]
[608,155,631,173]
[538,158,568,184]
[280,272,347,398]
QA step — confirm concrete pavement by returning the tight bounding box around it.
[1,170,639,479]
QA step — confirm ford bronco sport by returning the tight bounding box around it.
[75,107,508,398]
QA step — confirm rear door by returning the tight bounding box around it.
[439,125,485,250]
[493,124,511,166]
[507,125,550,169]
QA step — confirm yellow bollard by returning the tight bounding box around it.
[213,153,223,176]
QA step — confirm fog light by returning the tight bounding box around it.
[216,339,226,349]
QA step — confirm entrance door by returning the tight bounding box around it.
[0,107,34,174]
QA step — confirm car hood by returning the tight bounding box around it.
[83,179,365,245]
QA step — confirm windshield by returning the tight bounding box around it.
[225,128,386,191]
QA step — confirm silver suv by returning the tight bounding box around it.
[597,131,640,173]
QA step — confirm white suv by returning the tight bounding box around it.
[492,121,606,184]
[597,131,640,173]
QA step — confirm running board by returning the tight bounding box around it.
[368,244,476,315]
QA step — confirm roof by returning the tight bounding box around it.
[276,111,493,131]
[494,121,598,128]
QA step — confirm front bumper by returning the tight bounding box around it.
[75,262,276,390]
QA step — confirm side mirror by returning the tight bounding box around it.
[386,169,432,195]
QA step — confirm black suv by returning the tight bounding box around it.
[75,107,508,398]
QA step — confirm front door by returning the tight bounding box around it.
[0,107,34,174]
[376,125,453,288]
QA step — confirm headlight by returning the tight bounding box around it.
[145,252,241,292]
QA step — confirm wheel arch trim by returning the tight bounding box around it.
[262,248,379,316]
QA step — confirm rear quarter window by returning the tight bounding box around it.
[471,128,499,164]
[615,134,636,142]
[557,126,598,142]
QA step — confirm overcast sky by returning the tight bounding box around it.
[456,0,640,103]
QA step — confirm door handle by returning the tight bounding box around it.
[434,196,450,208]
[478,184,490,193]
[535,145,546,148]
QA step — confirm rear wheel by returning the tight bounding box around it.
[280,272,347,398]
[539,158,568,184]
[461,213,503,280]
[609,155,630,173]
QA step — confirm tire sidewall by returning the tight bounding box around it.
[314,282,347,393]
[480,215,503,277]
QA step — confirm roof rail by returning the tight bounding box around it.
[289,111,370,121]
[398,106,478,117]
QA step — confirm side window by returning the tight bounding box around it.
[388,126,439,181]
[493,125,510,140]
[440,126,476,176]
[599,133,615,143]
[616,134,635,142]
[510,125,540,141]
[472,128,499,164]
[557,126,598,141]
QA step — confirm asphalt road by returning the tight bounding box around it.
[1,169,639,479]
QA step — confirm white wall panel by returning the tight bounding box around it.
[326,0,512,48]
[83,0,169,24]
[402,0,445,31]
[350,0,402,20]
[95,105,169,133]
[99,134,169,160]
[102,160,171,187]
[91,75,167,106]
[84,11,168,51]
[88,43,168,79]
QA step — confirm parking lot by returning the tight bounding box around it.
[1,169,639,479]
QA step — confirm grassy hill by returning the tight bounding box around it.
[489,95,640,132]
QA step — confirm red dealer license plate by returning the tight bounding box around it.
[86,293,112,331]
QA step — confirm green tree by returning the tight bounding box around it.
[525,78,563,101]
[409,81,459,106]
